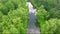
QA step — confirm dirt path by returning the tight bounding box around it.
[26,2,40,34]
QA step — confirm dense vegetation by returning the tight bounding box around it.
[0,0,28,34]
[30,0,60,34]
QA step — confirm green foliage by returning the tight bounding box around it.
[0,0,27,15]
[0,4,8,15]
[49,8,60,18]
[41,18,60,34]
[30,0,60,34]
[36,5,60,34]
[37,5,49,26]
[30,0,57,10]
[0,0,28,34]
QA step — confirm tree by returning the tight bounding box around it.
[0,0,28,34]
[30,0,57,10]
[36,5,49,31]
[41,18,60,34]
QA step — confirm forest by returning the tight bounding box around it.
[0,0,28,34]
[0,0,60,34]
[30,0,60,34]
